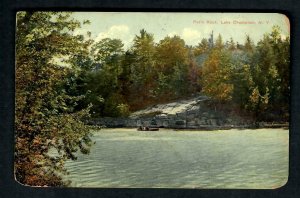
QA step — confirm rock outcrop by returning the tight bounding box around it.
[88,95,254,129]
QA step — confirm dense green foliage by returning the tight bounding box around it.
[83,27,289,121]
[200,29,289,121]
[84,30,199,115]
[15,11,289,186]
[15,12,93,186]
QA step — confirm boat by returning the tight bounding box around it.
[137,126,159,131]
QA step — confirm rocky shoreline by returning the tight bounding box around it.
[87,118,289,131]
[87,96,289,130]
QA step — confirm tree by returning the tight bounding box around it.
[244,34,255,53]
[215,34,224,50]
[84,38,128,117]
[187,51,202,93]
[128,29,156,110]
[194,38,210,56]
[201,48,234,103]
[155,35,190,98]
[246,26,289,121]
[228,37,236,51]
[91,38,124,64]
[270,26,290,118]
[15,11,93,186]
[229,36,255,110]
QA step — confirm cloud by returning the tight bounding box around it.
[167,31,178,37]
[181,28,202,44]
[166,28,202,45]
[281,33,287,40]
[95,25,130,44]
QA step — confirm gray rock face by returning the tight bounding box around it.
[89,95,251,129]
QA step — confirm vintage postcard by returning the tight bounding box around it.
[15,12,289,188]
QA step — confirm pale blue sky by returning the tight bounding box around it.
[71,12,290,49]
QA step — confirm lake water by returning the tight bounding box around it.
[63,128,288,189]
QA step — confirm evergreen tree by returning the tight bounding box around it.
[129,29,156,110]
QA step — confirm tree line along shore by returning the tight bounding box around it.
[15,12,289,186]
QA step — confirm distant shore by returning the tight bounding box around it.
[172,124,289,131]
[90,122,289,131]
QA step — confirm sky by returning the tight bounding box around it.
[71,12,290,49]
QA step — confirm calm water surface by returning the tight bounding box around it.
[63,128,288,188]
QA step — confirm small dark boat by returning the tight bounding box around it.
[137,126,159,131]
[148,128,159,131]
